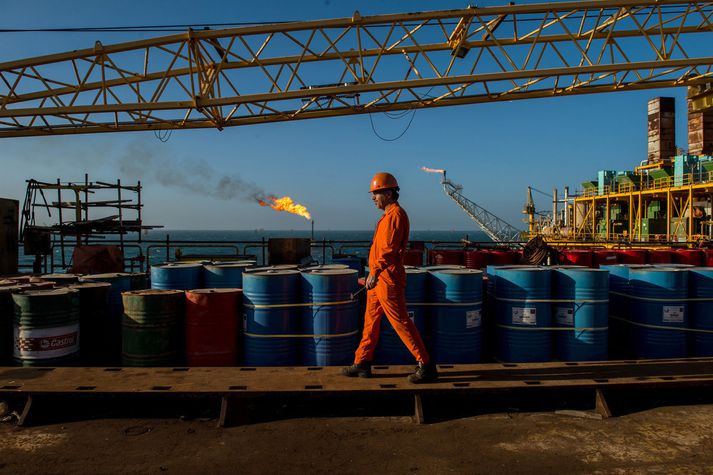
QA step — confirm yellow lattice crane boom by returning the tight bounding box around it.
[1,0,713,137]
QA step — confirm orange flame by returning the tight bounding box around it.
[421,166,445,174]
[258,195,312,220]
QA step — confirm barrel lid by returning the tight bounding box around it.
[69,282,112,290]
[244,265,299,273]
[495,267,550,273]
[84,272,133,279]
[211,260,256,266]
[652,264,694,268]
[246,269,301,277]
[406,267,427,274]
[204,262,254,270]
[123,289,185,297]
[42,273,80,279]
[15,288,79,297]
[629,267,688,273]
[302,268,358,276]
[424,265,466,271]
[187,288,242,294]
[152,263,203,270]
[301,264,350,271]
[434,268,483,276]
[554,267,608,273]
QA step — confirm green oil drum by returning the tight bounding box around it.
[12,288,81,366]
[121,289,184,367]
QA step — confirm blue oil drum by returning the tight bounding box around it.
[300,268,359,366]
[599,264,648,359]
[427,268,483,364]
[374,267,428,364]
[628,267,688,359]
[203,262,254,288]
[331,256,363,276]
[151,263,203,290]
[485,265,541,359]
[495,267,552,362]
[688,268,713,356]
[552,268,609,361]
[82,272,132,365]
[242,269,301,366]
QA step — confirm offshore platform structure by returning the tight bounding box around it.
[560,93,713,246]
[1,1,713,247]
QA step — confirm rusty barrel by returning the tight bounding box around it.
[69,282,111,365]
[12,288,80,366]
[185,288,242,366]
[121,289,184,367]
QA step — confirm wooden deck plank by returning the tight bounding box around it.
[1,359,712,395]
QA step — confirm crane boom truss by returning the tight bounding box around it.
[442,178,522,243]
[1,0,713,137]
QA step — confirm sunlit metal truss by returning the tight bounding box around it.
[1,0,713,137]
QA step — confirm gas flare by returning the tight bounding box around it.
[257,195,312,220]
[421,166,445,174]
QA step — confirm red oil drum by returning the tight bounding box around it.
[673,249,703,266]
[185,288,242,366]
[703,249,713,267]
[558,249,593,267]
[428,249,464,266]
[464,250,489,270]
[592,250,617,268]
[488,249,518,266]
[404,249,424,267]
[648,249,675,264]
[616,249,648,264]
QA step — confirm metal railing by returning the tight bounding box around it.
[17,237,505,274]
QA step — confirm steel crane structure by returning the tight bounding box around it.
[2,0,713,138]
[440,174,523,243]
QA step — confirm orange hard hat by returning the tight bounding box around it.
[369,172,399,193]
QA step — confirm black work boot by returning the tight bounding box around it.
[407,362,438,384]
[341,361,372,378]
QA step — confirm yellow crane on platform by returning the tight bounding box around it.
[1,0,713,137]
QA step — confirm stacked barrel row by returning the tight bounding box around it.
[602,264,713,359]
[484,266,609,363]
[427,249,520,269]
[560,248,713,268]
[0,272,148,366]
[149,262,360,367]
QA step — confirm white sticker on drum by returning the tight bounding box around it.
[465,310,481,329]
[242,313,248,332]
[13,323,79,360]
[662,306,684,323]
[408,311,415,322]
[556,307,574,326]
[512,308,537,325]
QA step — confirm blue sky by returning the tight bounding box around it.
[0,0,694,230]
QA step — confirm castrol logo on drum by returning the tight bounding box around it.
[21,332,77,352]
[14,323,80,359]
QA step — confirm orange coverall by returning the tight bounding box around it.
[354,202,430,364]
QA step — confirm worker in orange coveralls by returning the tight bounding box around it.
[342,172,438,384]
